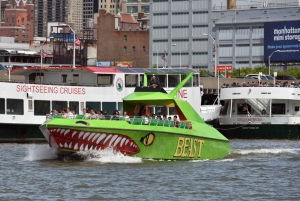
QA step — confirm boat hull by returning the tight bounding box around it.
[217,124,300,139]
[0,123,45,143]
[40,119,230,160]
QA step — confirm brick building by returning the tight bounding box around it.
[0,1,34,43]
[97,9,149,68]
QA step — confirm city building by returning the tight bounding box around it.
[212,1,300,71]
[0,0,34,43]
[149,0,300,72]
[97,9,149,67]
[33,0,67,37]
[98,0,150,18]
[149,0,212,69]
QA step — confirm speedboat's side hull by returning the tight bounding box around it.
[41,119,230,160]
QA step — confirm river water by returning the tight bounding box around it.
[0,140,299,200]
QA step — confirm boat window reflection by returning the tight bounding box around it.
[193,74,199,86]
[86,102,101,111]
[155,106,167,115]
[0,98,4,114]
[182,74,192,87]
[7,99,24,115]
[169,107,177,115]
[168,74,180,87]
[102,102,117,115]
[29,73,44,84]
[69,101,79,114]
[52,101,67,113]
[97,74,114,86]
[125,74,138,87]
[147,75,166,87]
[34,100,50,116]
[272,103,285,114]
[237,103,252,115]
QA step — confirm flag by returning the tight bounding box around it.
[161,55,166,61]
[212,44,219,52]
[75,36,81,46]
[41,49,47,58]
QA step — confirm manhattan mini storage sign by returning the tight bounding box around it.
[264,20,300,62]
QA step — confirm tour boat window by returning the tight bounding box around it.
[155,106,167,116]
[86,102,101,112]
[73,74,79,84]
[295,106,299,112]
[61,74,67,83]
[147,74,166,87]
[193,74,199,86]
[0,98,4,114]
[34,100,50,116]
[52,101,67,113]
[168,75,180,87]
[237,103,252,115]
[28,100,33,111]
[102,102,117,115]
[125,74,138,87]
[7,99,24,115]
[169,107,177,115]
[181,74,192,87]
[69,101,79,114]
[272,103,285,114]
[97,74,113,86]
[29,73,44,84]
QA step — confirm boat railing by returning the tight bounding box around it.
[51,114,191,129]
[220,114,300,118]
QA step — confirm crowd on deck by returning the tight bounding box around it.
[222,81,299,88]
[49,107,181,127]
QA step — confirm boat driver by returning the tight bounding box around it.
[149,75,160,88]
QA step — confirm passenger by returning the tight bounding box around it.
[162,114,167,121]
[123,111,130,122]
[83,108,90,119]
[143,114,149,125]
[173,115,179,127]
[89,109,98,120]
[157,115,162,120]
[103,109,110,119]
[112,110,120,120]
[68,109,76,119]
[149,75,160,88]
[66,107,72,118]
[97,110,104,119]
[50,109,58,118]
[61,109,68,119]
[168,117,172,121]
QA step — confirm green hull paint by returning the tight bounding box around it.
[45,118,230,160]
[218,124,300,139]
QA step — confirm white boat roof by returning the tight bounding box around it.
[10,66,199,75]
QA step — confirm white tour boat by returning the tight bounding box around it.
[218,84,300,139]
[0,65,219,142]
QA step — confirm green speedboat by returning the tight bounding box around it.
[40,73,230,160]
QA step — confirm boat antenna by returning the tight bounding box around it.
[169,72,194,98]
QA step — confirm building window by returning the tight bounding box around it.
[124,35,127,41]
[143,46,146,52]
[124,46,127,53]
[132,46,136,53]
